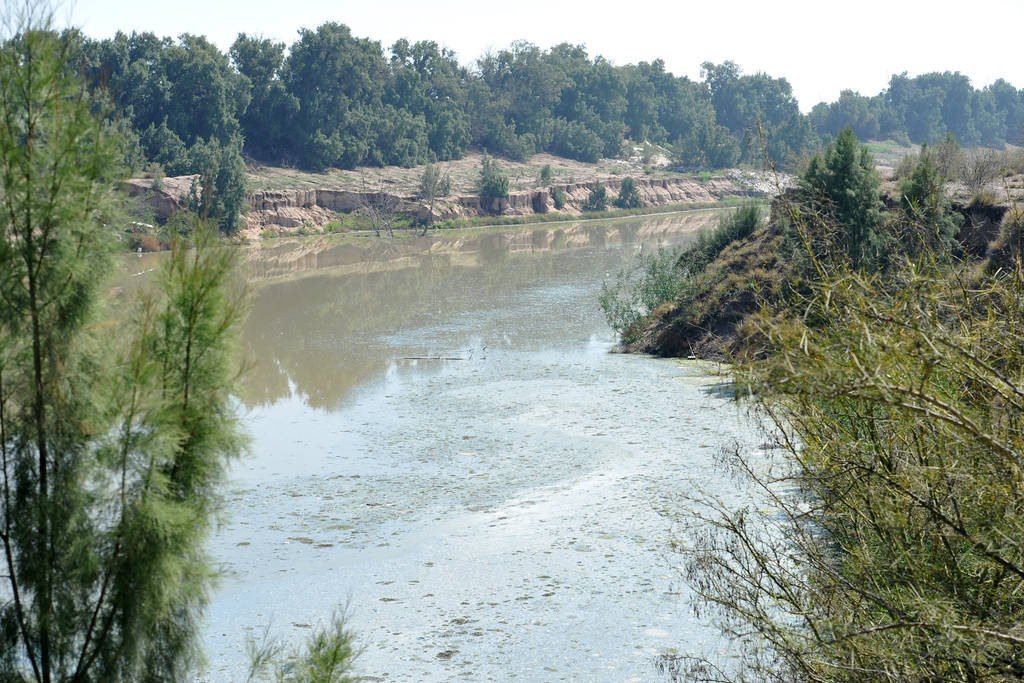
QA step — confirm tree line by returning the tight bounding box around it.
[71,25,1024,175]
[810,71,1024,147]
[71,26,816,175]
[50,23,1024,240]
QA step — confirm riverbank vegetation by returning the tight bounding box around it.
[604,128,1024,679]
[679,253,1024,681]
[0,17,245,676]
[42,19,1024,238]
[599,202,765,345]
[80,27,1024,175]
[0,8,358,679]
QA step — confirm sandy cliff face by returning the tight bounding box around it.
[125,173,766,237]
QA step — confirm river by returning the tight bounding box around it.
[176,211,760,681]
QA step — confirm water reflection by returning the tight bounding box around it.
[199,208,764,681]
[237,211,726,411]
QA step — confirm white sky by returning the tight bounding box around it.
[60,0,1024,112]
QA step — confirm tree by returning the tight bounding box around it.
[961,147,1003,198]
[675,112,741,169]
[81,30,249,156]
[476,154,509,200]
[230,33,299,161]
[897,145,961,256]
[387,39,470,161]
[539,164,553,184]
[359,172,400,238]
[797,126,887,268]
[582,182,607,211]
[0,10,246,679]
[282,22,387,169]
[614,176,642,209]
[550,186,567,210]
[186,136,248,235]
[701,60,815,165]
[931,131,964,181]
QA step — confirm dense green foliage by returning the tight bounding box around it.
[476,155,509,200]
[56,20,1024,194]
[73,29,250,233]
[614,176,643,209]
[601,128,1022,681]
[0,17,249,680]
[700,61,815,165]
[594,118,1024,683]
[810,72,1024,146]
[677,250,1024,682]
[896,144,961,256]
[582,182,608,211]
[185,136,248,234]
[794,127,888,269]
[550,186,567,210]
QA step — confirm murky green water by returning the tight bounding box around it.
[185,212,759,681]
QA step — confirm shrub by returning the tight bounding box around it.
[419,163,451,201]
[987,207,1024,272]
[895,150,920,179]
[677,203,763,275]
[139,233,160,252]
[931,132,964,181]
[582,182,607,211]
[550,186,566,210]
[186,137,248,235]
[961,148,1003,196]
[150,165,165,190]
[540,164,553,184]
[896,148,961,257]
[614,177,642,209]
[796,127,886,269]
[680,260,1024,681]
[246,610,359,682]
[969,189,999,207]
[999,148,1024,175]
[599,246,686,342]
[477,155,509,199]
